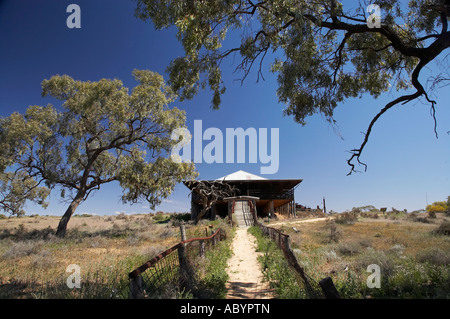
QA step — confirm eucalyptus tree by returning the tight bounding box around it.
[134,0,450,174]
[0,70,197,237]
[0,171,50,216]
[0,113,51,216]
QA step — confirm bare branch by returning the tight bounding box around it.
[189,180,239,223]
[347,56,438,175]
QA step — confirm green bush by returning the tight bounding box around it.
[433,220,450,236]
[197,234,233,298]
[153,211,170,223]
[248,226,303,298]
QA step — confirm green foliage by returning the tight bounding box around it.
[0,170,50,216]
[135,0,445,112]
[333,250,450,299]
[153,211,170,223]
[248,226,302,298]
[197,232,233,298]
[134,0,449,173]
[0,70,197,235]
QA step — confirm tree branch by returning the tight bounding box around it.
[346,56,438,175]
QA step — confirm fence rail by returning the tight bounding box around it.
[128,226,225,299]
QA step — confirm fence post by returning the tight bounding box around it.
[129,275,144,299]
[180,224,187,242]
[178,224,195,291]
[199,240,205,257]
[281,235,317,298]
[282,235,291,256]
[278,230,282,248]
[319,277,340,299]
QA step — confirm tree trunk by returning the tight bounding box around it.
[55,191,85,238]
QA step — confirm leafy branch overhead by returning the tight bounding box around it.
[135,0,450,174]
[0,70,197,237]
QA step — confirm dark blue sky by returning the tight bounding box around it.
[0,0,449,215]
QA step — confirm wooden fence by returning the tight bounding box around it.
[128,225,225,299]
[254,221,340,299]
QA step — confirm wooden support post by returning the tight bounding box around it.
[270,200,274,218]
[293,191,296,217]
[211,203,217,220]
[291,200,295,217]
[129,275,144,299]
[191,202,199,221]
[253,200,257,224]
[319,277,340,299]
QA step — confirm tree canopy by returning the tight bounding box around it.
[134,0,450,174]
[0,70,197,237]
[0,171,50,217]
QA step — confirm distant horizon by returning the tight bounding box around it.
[0,205,430,218]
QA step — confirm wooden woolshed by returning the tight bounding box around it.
[183,170,302,222]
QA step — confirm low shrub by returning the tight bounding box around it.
[335,212,358,225]
[153,211,170,223]
[415,248,450,266]
[433,220,450,236]
[2,240,45,259]
[336,241,363,256]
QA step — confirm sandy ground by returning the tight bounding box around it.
[225,227,274,299]
[267,217,329,226]
[225,218,328,299]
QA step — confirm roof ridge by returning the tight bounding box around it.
[215,170,268,181]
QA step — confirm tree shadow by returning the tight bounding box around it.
[226,281,274,299]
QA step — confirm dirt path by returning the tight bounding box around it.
[225,218,327,299]
[225,228,274,299]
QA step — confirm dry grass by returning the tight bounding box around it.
[0,212,225,298]
[271,212,450,298]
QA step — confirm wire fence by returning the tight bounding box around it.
[128,226,225,299]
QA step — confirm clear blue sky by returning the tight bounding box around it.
[0,0,449,216]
